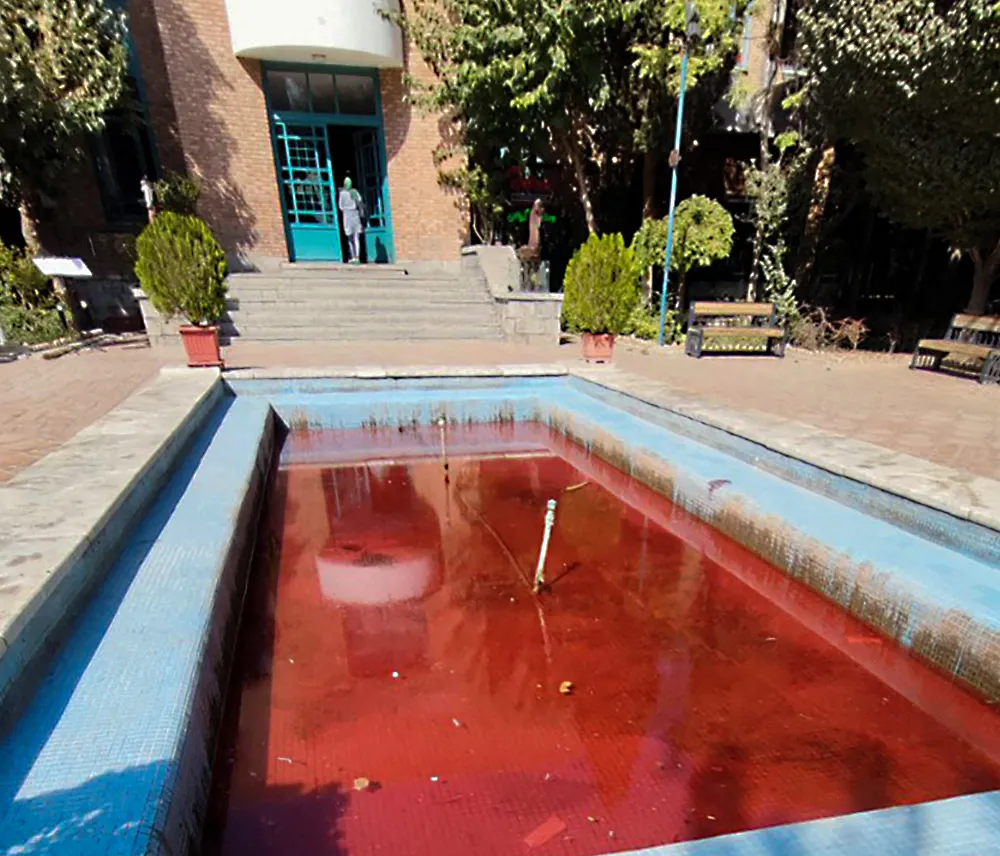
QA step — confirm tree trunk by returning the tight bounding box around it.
[18,193,44,251]
[746,131,770,302]
[642,150,658,221]
[795,142,837,299]
[20,188,82,334]
[558,129,597,235]
[967,240,1000,315]
[675,271,688,316]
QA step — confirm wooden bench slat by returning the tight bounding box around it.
[952,314,1000,334]
[691,302,774,317]
[701,326,785,338]
[917,339,994,360]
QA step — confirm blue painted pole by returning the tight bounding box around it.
[657,48,691,346]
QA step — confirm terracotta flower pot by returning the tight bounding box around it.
[179,325,224,368]
[581,332,616,363]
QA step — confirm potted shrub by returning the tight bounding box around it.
[562,233,640,362]
[135,211,228,367]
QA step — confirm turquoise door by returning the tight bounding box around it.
[353,129,392,263]
[273,120,342,262]
[264,64,396,264]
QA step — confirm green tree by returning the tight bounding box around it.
[631,216,669,303]
[670,195,734,307]
[395,0,746,234]
[623,0,747,219]
[798,0,1000,313]
[0,0,128,249]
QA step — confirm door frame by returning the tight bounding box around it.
[262,62,396,263]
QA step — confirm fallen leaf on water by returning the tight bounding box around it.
[559,681,575,695]
[353,777,371,792]
[524,816,566,848]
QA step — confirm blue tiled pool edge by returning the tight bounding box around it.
[620,790,1000,856]
[0,374,225,739]
[3,367,1000,856]
[0,392,276,856]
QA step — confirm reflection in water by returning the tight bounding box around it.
[203,424,1000,856]
[318,464,443,678]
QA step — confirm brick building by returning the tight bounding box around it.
[39,0,798,280]
[52,0,464,274]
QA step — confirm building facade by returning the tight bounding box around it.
[53,0,465,274]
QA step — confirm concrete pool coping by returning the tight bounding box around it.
[226,362,1000,536]
[2,363,1000,856]
[573,365,1000,535]
[0,368,222,735]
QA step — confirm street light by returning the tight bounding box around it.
[657,1,700,346]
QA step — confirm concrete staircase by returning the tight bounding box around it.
[220,263,503,342]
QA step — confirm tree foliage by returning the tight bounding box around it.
[562,233,640,334]
[135,213,229,326]
[671,195,734,277]
[631,217,669,279]
[155,171,202,216]
[0,241,64,344]
[0,0,128,245]
[798,0,1000,312]
[395,0,746,233]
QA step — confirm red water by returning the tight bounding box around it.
[202,423,1000,856]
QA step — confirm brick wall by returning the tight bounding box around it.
[146,0,286,268]
[35,0,467,269]
[381,51,467,262]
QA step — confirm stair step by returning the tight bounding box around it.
[222,327,502,342]
[220,263,504,342]
[224,315,498,330]
[228,280,471,291]
[227,293,490,305]
[232,268,461,284]
[228,315,498,327]
[227,302,496,314]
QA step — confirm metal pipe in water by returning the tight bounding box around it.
[534,499,558,593]
[438,417,450,484]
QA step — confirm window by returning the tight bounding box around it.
[265,67,378,117]
[94,0,159,227]
[778,0,801,61]
[336,74,376,116]
[92,75,158,226]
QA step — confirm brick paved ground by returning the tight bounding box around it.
[0,343,177,482]
[1,338,997,484]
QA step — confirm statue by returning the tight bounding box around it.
[517,198,545,290]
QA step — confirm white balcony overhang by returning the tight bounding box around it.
[223,0,403,68]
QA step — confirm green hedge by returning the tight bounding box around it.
[135,212,228,326]
[561,233,640,335]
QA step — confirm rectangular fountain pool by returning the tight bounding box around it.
[201,423,1000,856]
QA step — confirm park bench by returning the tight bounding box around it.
[910,314,1000,384]
[685,302,788,358]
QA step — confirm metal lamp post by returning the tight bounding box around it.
[657,2,700,346]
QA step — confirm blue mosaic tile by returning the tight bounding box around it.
[0,397,271,856]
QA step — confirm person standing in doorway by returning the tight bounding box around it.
[338,177,366,264]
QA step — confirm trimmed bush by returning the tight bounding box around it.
[562,233,640,335]
[672,195,734,284]
[135,212,228,326]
